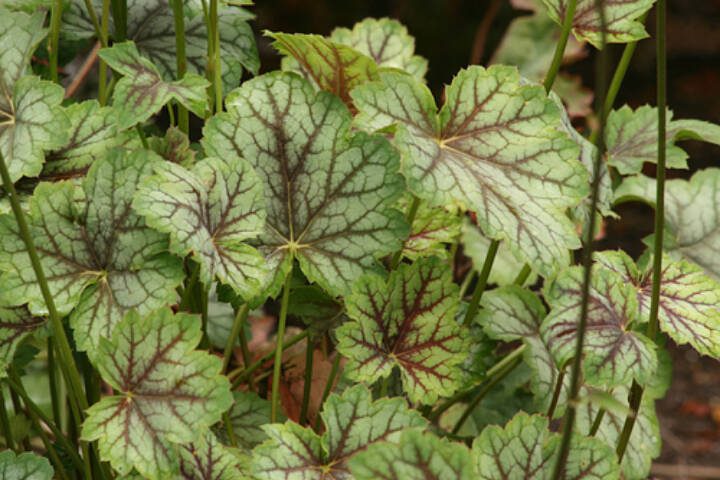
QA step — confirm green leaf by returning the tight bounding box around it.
[99,41,209,129]
[134,156,267,300]
[473,412,620,479]
[224,391,284,450]
[81,309,233,479]
[0,306,44,377]
[203,72,407,297]
[542,0,655,48]
[178,431,242,480]
[606,105,720,175]
[63,0,259,89]
[614,169,720,280]
[0,450,53,480]
[337,257,467,404]
[541,265,657,387]
[330,17,428,80]
[148,126,197,168]
[401,198,462,261]
[595,250,720,358]
[0,149,183,355]
[250,385,427,479]
[352,66,586,276]
[349,429,474,480]
[0,8,47,92]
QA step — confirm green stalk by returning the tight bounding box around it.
[110,0,127,41]
[513,264,532,286]
[546,364,567,419]
[543,0,578,92]
[206,0,223,115]
[390,196,421,269]
[171,0,190,134]
[299,338,315,425]
[0,385,15,451]
[551,1,609,477]
[616,0,666,461]
[271,271,293,422]
[462,239,499,328]
[83,0,106,46]
[223,412,238,447]
[179,263,201,311]
[314,353,341,431]
[48,0,63,84]
[23,407,70,480]
[135,125,149,149]
[98,0,111,105]
[47,338,62,428]
[589,408,605,436]
[222,303,250,372]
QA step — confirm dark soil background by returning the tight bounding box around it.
[251,1,720,478]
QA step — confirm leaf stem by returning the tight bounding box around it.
[462,239,499,328]
[223,303,250,372]
[299,337,315,425]
[551,1,609,477]
[543,0,578,92]
[589,408,605,436]
[98,0,111,105]
[48,0,63,84]
[616,0,666,461]
[223,411,238,447]
[314,353,341,431]
[513,264,532,286]
[0,384,15,451]
[205,0,223,115]
[47,338,62,430]
[82,0,107,46]
[546,364,567,419]
[390,196,421,269]
[171,0,190,134]
[110,0,127,41]
[271,271,293,422]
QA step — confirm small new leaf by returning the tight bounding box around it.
[337,257,467,404]
[0,451,53,480]
[0,306,44,377]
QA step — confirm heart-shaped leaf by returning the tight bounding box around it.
[473,412,620,479]
[0,149,183,355]
[542,0,655,48]
[203,72,407,297]
[134,156,266,300]
[99,41,209,129]
[250,385,427,479]
[330,17,428,80]
[596,250,720,358]
[337,257,467,404]
[178,431,242,480]
[352,66,586,276]
[541,265,657,387]
[349,429,474,480]
[0,451,53,480]
[0,306,44,377]
[606,105,720,175]
[81,308,233,479]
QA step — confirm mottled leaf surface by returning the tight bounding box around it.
[542,0,655,48]
[330,17,428,79]
[349,429,474,480]
[401,199,461,261]
[352,66,586,276]
[178,431,242,480]
[99,41,209,129]
[82,309,233,479]
[251,385,426,479]
[0,306,44,377]
[0,451,53,480]
[337,257,467,404]
[148,126,197,168]
[224,391,284,450]
[134,156,266,300]
[203,72,406,297]
[541,265,657,387]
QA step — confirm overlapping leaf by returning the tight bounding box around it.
[541,265,657,387]
[224,391,283,450]
[0,451,53,480]
[99,42,209,129]
[473,412,620,479]
[337,257,467,404]
[0,149,183,355]
[82,309,233,479]
[615,169,720,279]
[330,17,428,79]
[596,250,720,358]
[148,126,197,168]
[349,429,474,480]
[134,156,266,300]
[400,199,462,261]
[352,65,586,276]
[0,306,44,377]
[178,431,242,480]
[251,385,427,479]
[203,72,407,297]
[542,0,655,48]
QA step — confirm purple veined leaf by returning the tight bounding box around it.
[0,306,44,377]
[542,0,655,49]
[336,257,468,405]
[250,385,427,479]
[595,250,720,358]
[349,429,474,480]
[222,391,285,450]
[202,72,407,298]
[178,431,243,480]
[399,197,462,262]
[352,65,587,277]
[0,450,54,480]
[147,126,197,168]
[541,264,658,388]
[0,149,184,357]
[81,308,233,479]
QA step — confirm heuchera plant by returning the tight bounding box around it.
[1,0,719,478]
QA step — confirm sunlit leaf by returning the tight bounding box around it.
[134,156,267,300]
[99,41,209,129]
[352,66,586,276]
[400,198,462,261]
[178,431,242,480]
[251,385,427,479]
[203,72,407,297]
[349,429,474,480]
[330,17,428,79]
[81,309,233,479]
[0,306,44,377]
[596,250,720,358]
[0,450,53,480]
[541,265,657,387]
[337,257,467,404]
[542,0,655,48]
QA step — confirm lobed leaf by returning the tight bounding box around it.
[400,198,462,261]
[0,306,44,377]
[223,391,284,450]
[0,450,53,480]
[178,431,242,480]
